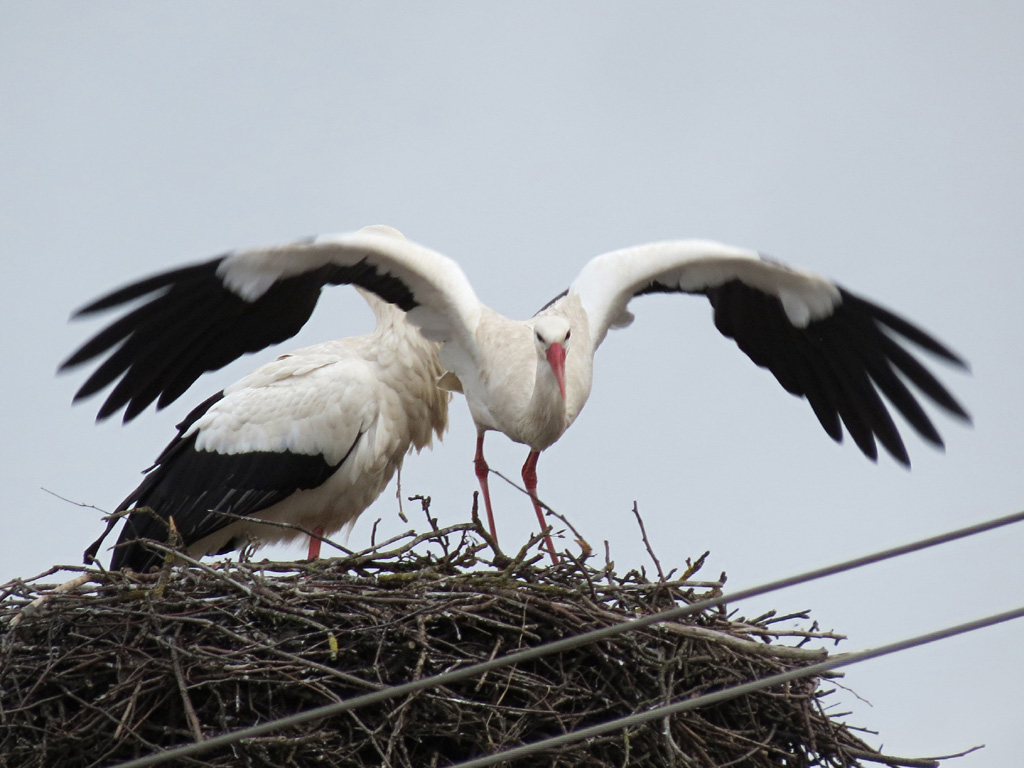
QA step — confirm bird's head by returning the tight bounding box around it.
[532,315,571,400]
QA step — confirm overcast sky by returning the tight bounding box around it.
[2,3,1022,764]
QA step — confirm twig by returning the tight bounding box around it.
[630,501,665,581]
[7,573,92,629]
[396,466,408,522]
[211,511,356,557]
[844,744,985,767]
[169,639,204,743]
[488,466,591,556]
[40,487,110,515]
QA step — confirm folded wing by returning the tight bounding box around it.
[102,344,390,571]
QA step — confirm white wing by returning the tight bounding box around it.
[61,226,481,421]
[571,240,841,347]
[567,239,970,465]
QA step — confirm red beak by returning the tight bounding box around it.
[546,342,567,400]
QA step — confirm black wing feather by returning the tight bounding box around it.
[108,392,358,572]
[841,291,967,367]
[61,253,419,422]
[650,279,970,466]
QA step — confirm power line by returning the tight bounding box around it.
[112,509,1024,768]
[446,604,1024,768]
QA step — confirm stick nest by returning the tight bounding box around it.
[1,511,935,768]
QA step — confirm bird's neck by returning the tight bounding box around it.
[522,359,572,450]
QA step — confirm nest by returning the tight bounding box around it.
[1,505,940,768]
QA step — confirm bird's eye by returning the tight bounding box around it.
[565,330,571,341]
[536,331,544,342]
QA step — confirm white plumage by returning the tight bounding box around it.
[66,226,969,567]
[70,229,449,571]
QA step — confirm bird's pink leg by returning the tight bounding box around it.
[521,450,559,564]
[474,434,499,540]
[307,527,324,560]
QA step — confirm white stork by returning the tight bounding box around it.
[68,226,449,572]
[65,228,969,565]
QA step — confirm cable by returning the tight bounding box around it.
[112,509,1024,768]
[446,604,1024,768]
